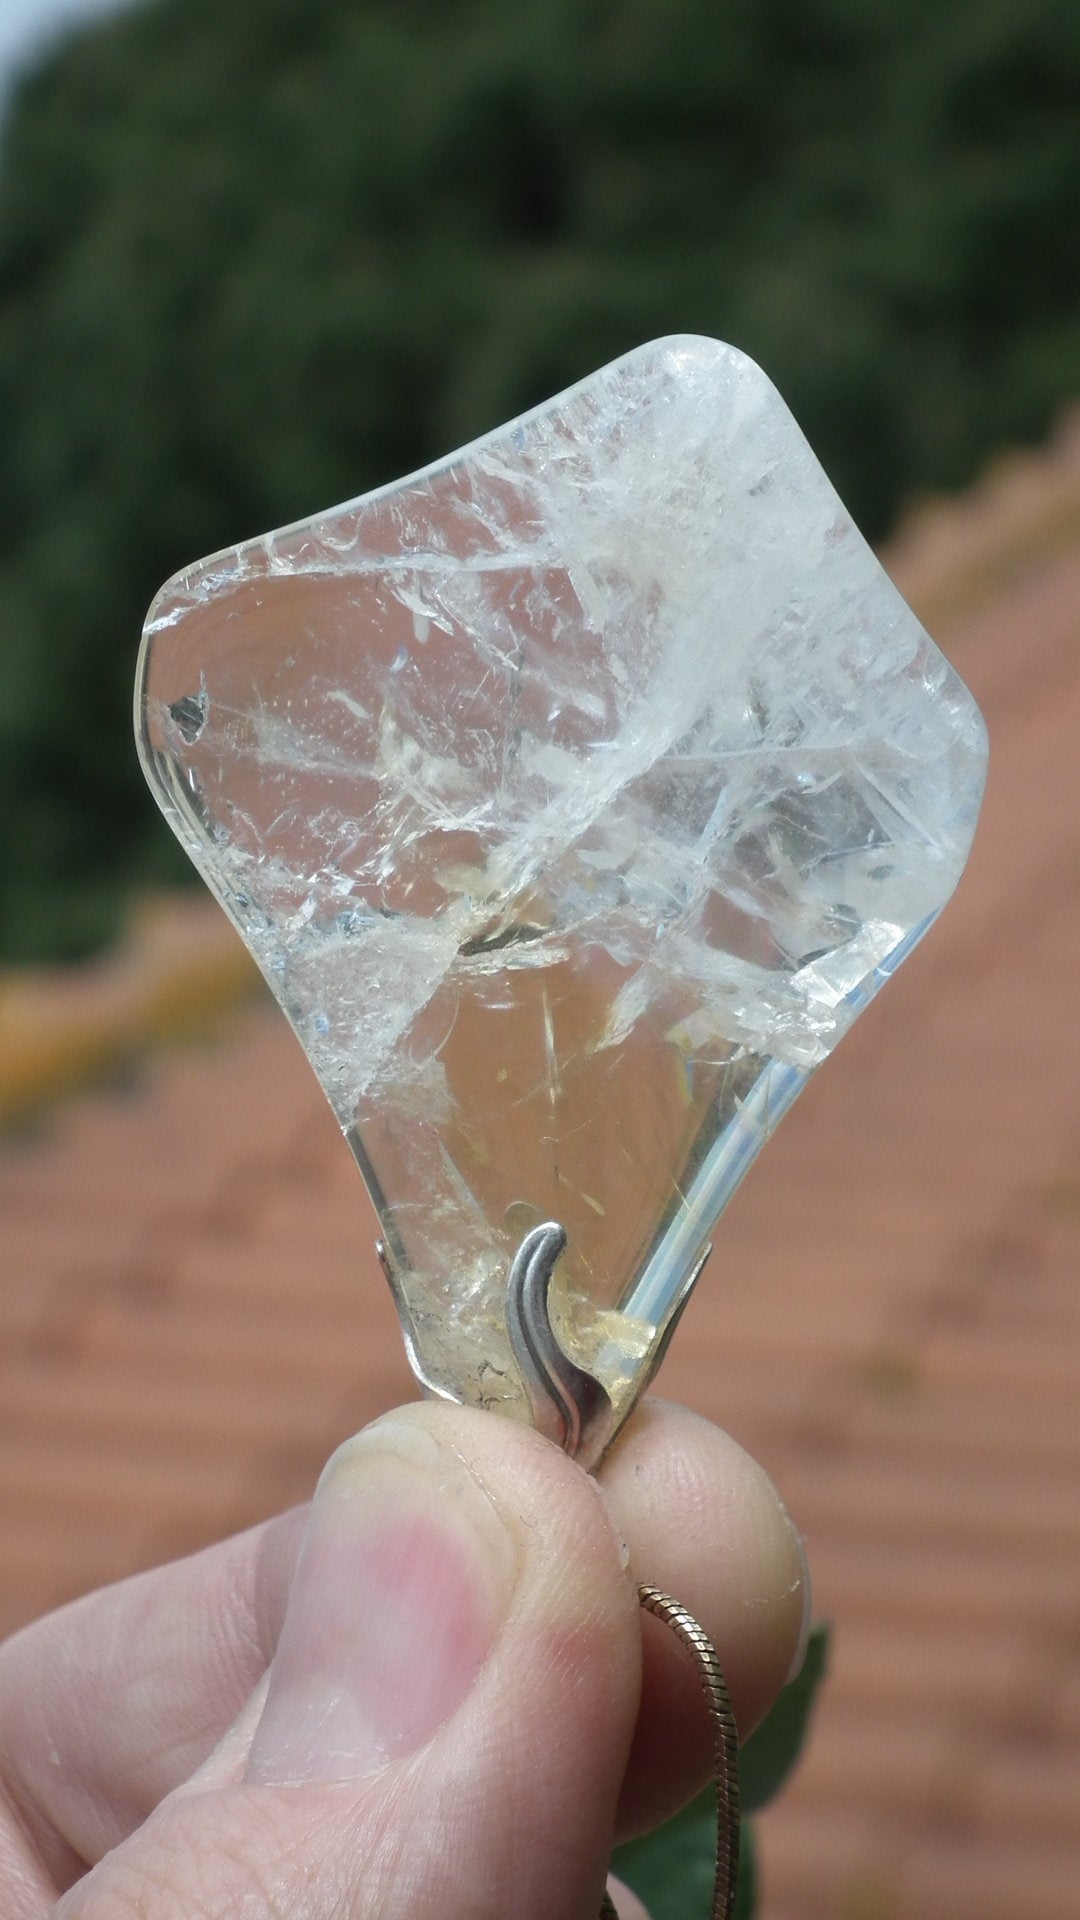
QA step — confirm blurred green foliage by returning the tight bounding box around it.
[1,0,1079,958]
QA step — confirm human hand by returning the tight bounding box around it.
[0,1398,808,1920]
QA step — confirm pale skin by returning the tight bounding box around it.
[0,1397,809,1920]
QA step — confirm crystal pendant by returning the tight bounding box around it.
[136,336,987,1467]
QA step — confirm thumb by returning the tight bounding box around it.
[58,1405,642,1920]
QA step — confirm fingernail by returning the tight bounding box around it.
[246,1418,518,1784]
[784,1523,813,1685]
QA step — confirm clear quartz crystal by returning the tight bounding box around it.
[136,336,988,1439]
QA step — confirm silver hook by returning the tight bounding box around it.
[505,1220,614,1465]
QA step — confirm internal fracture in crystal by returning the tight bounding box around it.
[136,336,988,1441]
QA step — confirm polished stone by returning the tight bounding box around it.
[137,336,988,1442]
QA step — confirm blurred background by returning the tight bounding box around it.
[1,3,1079,1916]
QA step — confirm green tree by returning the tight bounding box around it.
[2,0,1079,957]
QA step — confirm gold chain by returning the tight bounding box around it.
[601,1583,741,1920]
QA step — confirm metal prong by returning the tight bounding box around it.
[374,1237,458,1409]
[505,1221,613,1463]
